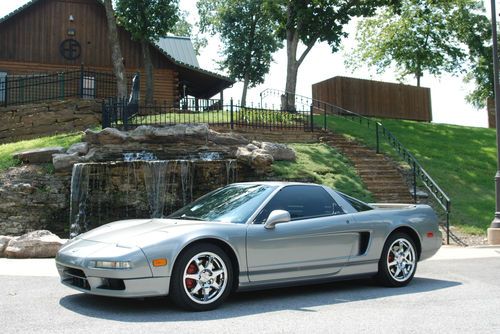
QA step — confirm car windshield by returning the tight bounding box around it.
[168,184,277,224]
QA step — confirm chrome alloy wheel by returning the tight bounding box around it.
[386,238,416,282]
[182,251,228,305]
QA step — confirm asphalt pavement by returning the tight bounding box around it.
[1,246,499,334]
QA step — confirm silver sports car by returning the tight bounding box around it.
[56,182,442,311]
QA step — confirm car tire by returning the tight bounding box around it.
[169,243,233,311]
[376,232,417,287]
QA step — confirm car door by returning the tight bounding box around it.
[246,185,358,282]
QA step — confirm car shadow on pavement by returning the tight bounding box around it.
[59,276,460,321]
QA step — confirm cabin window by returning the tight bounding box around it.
[82,76,95,99]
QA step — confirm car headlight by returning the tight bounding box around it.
[91,260,132,269]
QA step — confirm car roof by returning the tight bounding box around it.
[230,181,325,187]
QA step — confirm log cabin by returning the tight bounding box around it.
[0,0,233,104]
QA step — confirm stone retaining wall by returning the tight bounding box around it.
[0,165,70,236]
[0,99,101,143]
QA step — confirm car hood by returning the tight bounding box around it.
[78,218,208,245]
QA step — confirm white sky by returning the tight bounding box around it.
[0,0,491,127]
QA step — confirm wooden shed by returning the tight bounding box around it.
[312,76,432,122]
[0,0,233,103]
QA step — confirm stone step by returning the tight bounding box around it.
[358,171,403,177]
[322,132,413,204]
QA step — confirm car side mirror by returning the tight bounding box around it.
[264,210,291,229]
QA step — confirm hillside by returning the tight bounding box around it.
[325,116,495,234]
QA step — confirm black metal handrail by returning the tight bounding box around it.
[261,88,452,244]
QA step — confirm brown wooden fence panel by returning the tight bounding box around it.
[312,76,432,122]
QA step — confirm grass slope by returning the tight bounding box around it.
[0,132,83,170]
[272,143,373,203]
[323,115,495,234]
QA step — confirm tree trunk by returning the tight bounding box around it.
[283,5,299,112]
[141,39,154,105]
[241,16,257,108]
[283,4,315,112]
[416,75,421,87]
[103,0,127,99]
[241,72,250,107]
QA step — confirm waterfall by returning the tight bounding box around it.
[69,163,90,239]
[180,160,193,206]
[225,159,237,184]
[68,157,237,237]
[143,161,169,218]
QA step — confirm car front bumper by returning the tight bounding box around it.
[55,261,171,298]
[55,238,170,298]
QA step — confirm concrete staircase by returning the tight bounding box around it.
[320,133,414,203]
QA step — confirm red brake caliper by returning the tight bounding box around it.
[185,262,198,289]
[388,251,394,263]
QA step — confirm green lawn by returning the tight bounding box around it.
[0,132,83,170]
[272,143,373,203]
[321,115,496,234]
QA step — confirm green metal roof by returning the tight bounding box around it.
[156,36,199,68]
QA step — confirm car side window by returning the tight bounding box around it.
[254,185,344,223]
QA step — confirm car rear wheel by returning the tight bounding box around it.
[376,233,417,287]
[170,243,232,311]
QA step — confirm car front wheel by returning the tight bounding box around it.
[376,233,417,287]
[170,243,232,311]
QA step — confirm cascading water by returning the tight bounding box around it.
[69,163,90,238]
[143,160,170,218]
[68,154,238,237]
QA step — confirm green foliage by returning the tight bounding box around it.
[272,143,373,202]
[198,0,281,104]
[321,115,495,234]
[239,108,299,125]
[115,0,179,43]
[347,0,484,86]
[265,0,394,110]
[170,10,207,55]
[269,0,392,54]
[0,132,83,171]
[456,8,494,108]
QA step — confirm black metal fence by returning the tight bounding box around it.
[0,67,124,107]
[102,97,313,131]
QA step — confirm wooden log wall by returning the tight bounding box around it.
[0,60,178,103]
[312,76,432,122]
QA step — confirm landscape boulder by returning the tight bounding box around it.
[66,142,89,155]
[235,146,253,164]
[250,149,274,169]
[0,236,15,257]
[4,230,65,258]
[52,152,80,171]
[261,142,296,161]
[84,127,128,145]
[13,147,65,164]
[208,130,249,146]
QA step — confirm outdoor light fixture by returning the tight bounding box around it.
[69,14,74,22]
[489,0,500,244]
[67,28,76,36]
